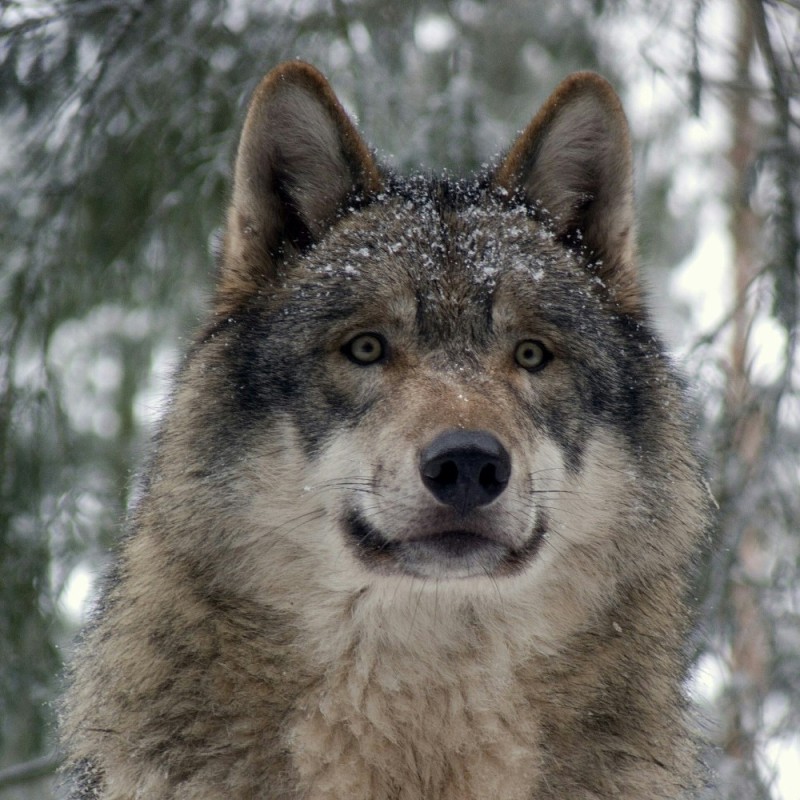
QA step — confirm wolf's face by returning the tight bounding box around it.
[219,193,656,586]
[160,64,694,623]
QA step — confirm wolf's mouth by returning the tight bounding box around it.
[343,510,547,579]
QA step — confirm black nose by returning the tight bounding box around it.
[419,430,511,514]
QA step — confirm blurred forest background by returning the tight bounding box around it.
[0,0,798,797]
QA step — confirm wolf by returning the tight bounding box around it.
[60,61,709,799]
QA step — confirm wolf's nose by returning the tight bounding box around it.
[419,430,511,514]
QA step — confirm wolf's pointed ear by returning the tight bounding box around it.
[494,73,640,314]
[217,61,382,313]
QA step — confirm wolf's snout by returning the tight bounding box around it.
[419,430,511,514]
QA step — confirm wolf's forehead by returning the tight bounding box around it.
[323,197,562,291]
[300,195,574,340]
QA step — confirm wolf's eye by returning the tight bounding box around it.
[343,333,386,365]
[514,340,551,372]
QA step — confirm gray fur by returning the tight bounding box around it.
[60,62,710,799]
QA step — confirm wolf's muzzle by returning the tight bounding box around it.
[419,430,511,514]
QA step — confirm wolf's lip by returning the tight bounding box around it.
[406,529,497,554]
[343,510,547,578]
[402,531,508,576]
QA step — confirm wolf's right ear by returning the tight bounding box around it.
[494,73,641,315]
[217,61,382,313]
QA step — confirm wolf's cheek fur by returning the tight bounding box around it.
[222,412,643,655]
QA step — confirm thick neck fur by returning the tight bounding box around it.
[289,589,543,799]
[284,571,696,800]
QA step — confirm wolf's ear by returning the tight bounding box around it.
[495,73,640,314]
[217,61,382,313]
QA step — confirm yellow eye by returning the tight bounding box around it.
[514,340,551,372]
[343,333,386,365]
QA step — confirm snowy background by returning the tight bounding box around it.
[1,1,798,797]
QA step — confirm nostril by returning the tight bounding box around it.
[479,462,503,492]
[424,459,459,486]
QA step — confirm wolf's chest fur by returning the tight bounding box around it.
[289,603,541,800]
[60,61,708,799]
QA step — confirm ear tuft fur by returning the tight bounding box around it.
[495,72,641,314]
[218,61,381,314]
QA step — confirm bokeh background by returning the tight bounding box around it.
[1,1,798,797]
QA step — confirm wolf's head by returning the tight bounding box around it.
[154,63,703,642]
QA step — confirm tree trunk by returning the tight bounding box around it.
[719,1,770,794]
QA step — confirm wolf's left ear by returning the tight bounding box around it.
[494,73,640,314]
[217,61,382,313]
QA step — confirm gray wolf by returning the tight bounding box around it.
[60,61,709,799]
